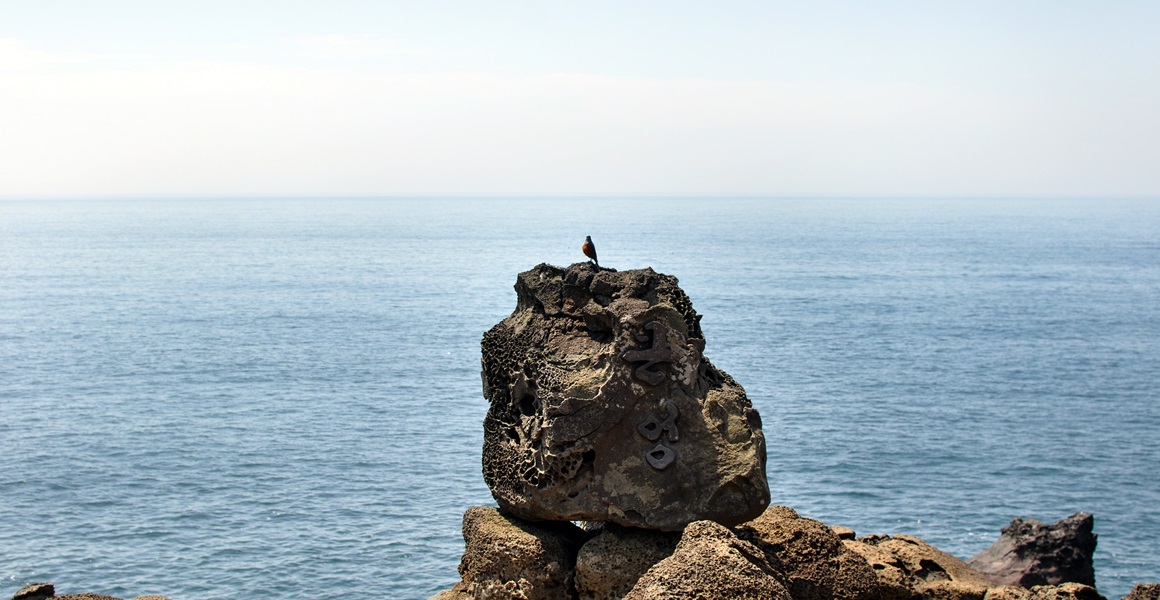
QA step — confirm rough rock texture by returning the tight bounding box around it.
[624,520,791,600]
[437,506,586,600]
[1026,583,1106,600]
[575,524,681,600]
[735,506,882,600]
[481,263,769,530]
[968,513,1097,588]
[983,584,1106,600]
[13,584,55,600]
[845,534,991,600]
[1123,585,1160,600]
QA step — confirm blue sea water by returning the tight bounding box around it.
[1,198,1158,600]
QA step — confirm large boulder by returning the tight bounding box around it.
[480,263,769,530]
[432,506,586,600]
[624,520,791,600]
[845,534,991,600]
[968,513,1097,588]
[735,506,882,600]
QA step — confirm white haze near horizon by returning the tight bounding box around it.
[1,1,1158,197]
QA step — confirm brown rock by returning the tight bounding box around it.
[985,586,1032,600]
[624,520,790,600]
[13,584,55,600]
[481,263,770,530]
[55,595,121,600]
[968,513,1097,588]
[575,524,681,600]
[832,525,858,540]
[1123,585,1160,600]
[1026,583,1106,600]
[441,506,585,600]
[735,506,881,600]
[846,534,990,600]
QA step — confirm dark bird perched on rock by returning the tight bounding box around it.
[582,235,599,268]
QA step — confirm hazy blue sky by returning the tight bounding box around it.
[2,1,1158,196]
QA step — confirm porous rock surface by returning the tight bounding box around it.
[1123,585,1160,600]
[968,513,1097,588]
[432,506,585,600]
[623,520,791,600]
[430,505,1130,600]
[844,533,991,600]
[574,524,680,600]
[481,263,769,530]
[983,583,1106,600]
[735,505,881,600]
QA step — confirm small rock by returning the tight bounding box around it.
[1123,585,1160,600]
[968,513,1097,588]
[13,583,55,600]
[1026,582,1106,600]
[985,586,1033,600]
[832,525,858,540]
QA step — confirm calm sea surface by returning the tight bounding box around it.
[1,198,1157,599]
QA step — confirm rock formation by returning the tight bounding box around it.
[9,584,169,600]
[735,506,880,600]
[431,507,585,600]
[623,520,791,600]
[968,513,1098,587]
[574,524,680,599]
[429,262,1155,600]
[845,534,991,600]
[430,505,1133,600]
[480,263,769,530]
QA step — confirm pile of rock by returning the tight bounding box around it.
[431,262,1153,600]
[433,504,1129,600]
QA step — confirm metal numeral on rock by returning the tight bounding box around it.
[645,443,676,470]
[638,399,679,470]
[622,320,672,385]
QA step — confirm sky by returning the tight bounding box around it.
[1,1,1158,197]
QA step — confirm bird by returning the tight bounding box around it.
[582,235,599,268]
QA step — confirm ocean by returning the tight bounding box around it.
[1,198,1157,599]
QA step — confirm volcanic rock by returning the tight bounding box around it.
[13,584,55,600]
[432,506,585,600]
[845,533,991,600]
[735,505,882,600]
[480,263,769,530]
[968,513,1097,588]
[1123,584,1160,600]
[623,520,791,600]
[983,583,1106,600]
[574,523,681,600]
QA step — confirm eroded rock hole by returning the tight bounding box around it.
[517,392,538,417]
